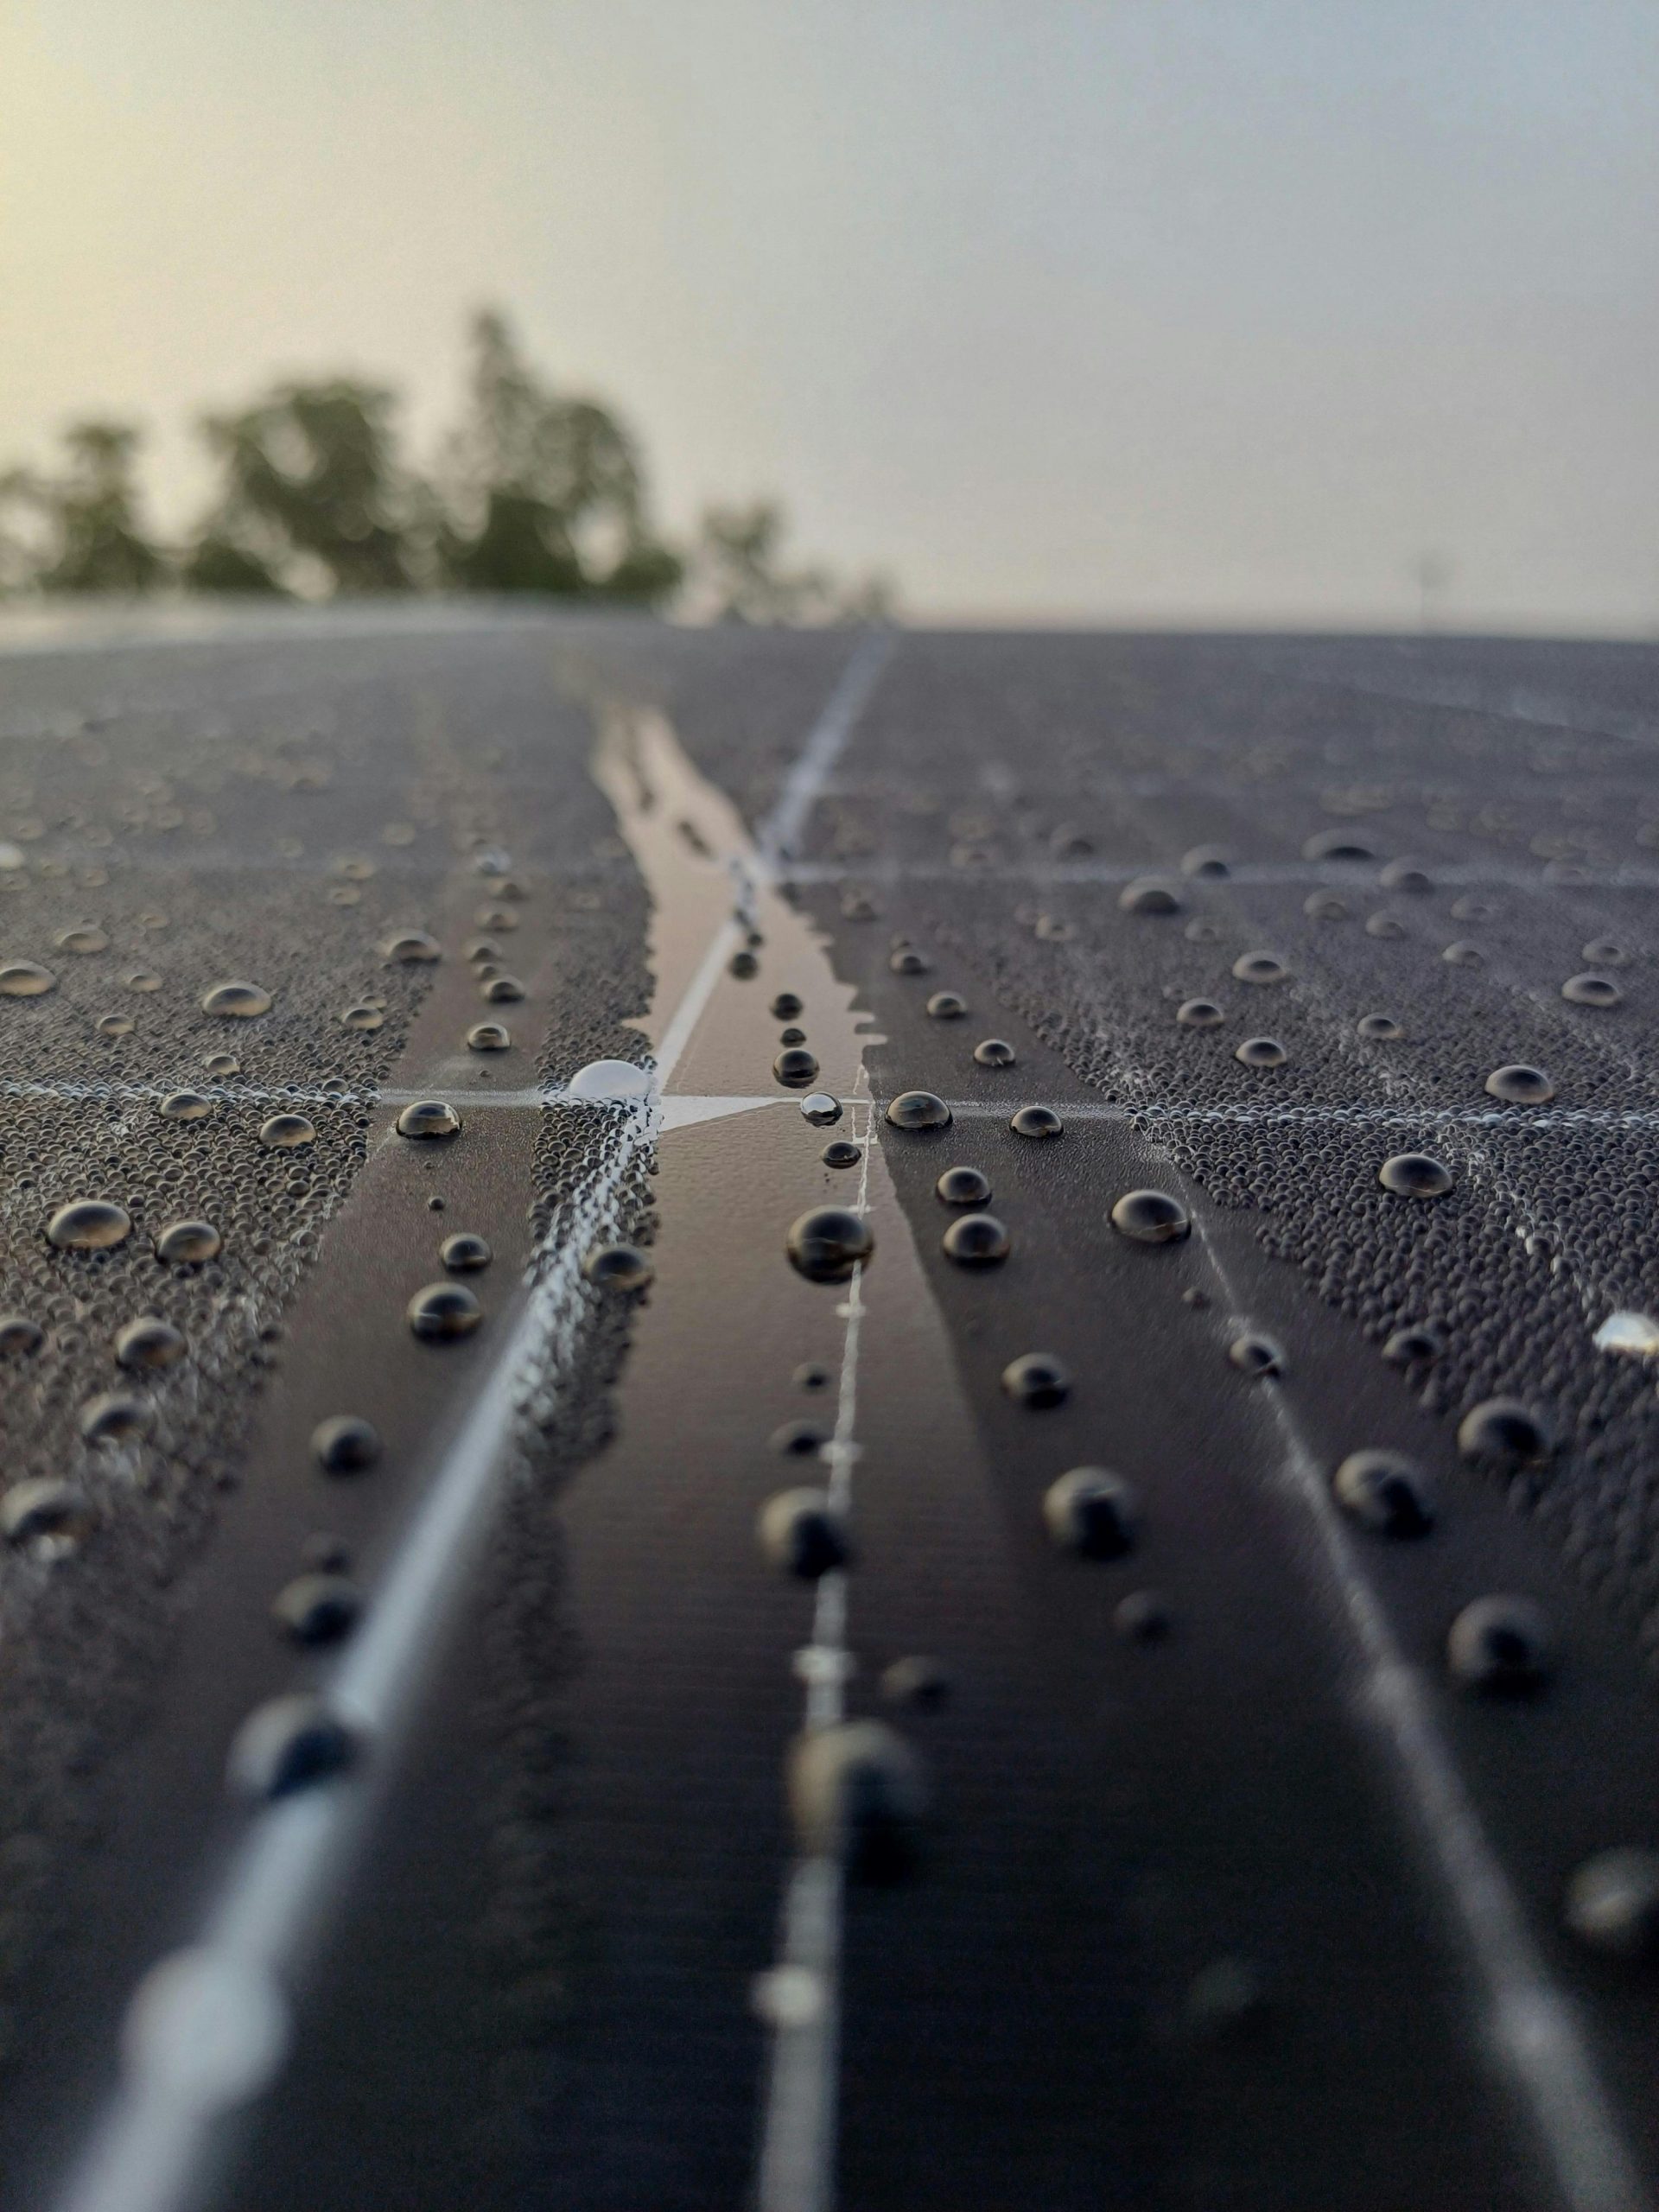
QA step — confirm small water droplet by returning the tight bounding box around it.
[787,1207,873,1282]
[258,1115,316,1150]
[160,1090,212,1122]
[1010,1103,1063,1139]
[1304,830,1375,861]
[441,1232,493,1273]
[79,1391,154,1444]
[98,1014,135,1038]
[2,1478,90,1551]
[382,931,442,964]
[1442,940,1484,967]
[48,1198,132,1250]
[395,1099,461,1141]
[942,1212,1010,1265]
[340,1004,385,1032]
[770,992,804,1020]
[1044,1467,1137,1558]
[1177,998,1224,1027]
[773,1046,820,1089]
[1332,1450,1434,1536]
[1451,895,1496,922]
[0,1314,43,1356]
[467,1021,512,1053]
[1232,951,1287,985]
[1484,1065,1554,1103]
[202,1052,239,1077]
[822,1139,861,1168]
[1357,1014,1403,1040]
[1447,1595,1552,1694]
[779,1025,807,1046]
[312,1415,382,1473]
[271,1573,362,1646]
[1561,972,1622,1007]
[1234,1036,1287,1067]
[116,1317,187,1370]
[0,961,55,996]
[1580,939,1630,969]
[936,1166,991,1205]
[481,975,525,1003]
[1001,1351,1070,1408]
[1382,1323,1442,1366]
[889,948,930,976]
[582,1243,654,1292]
[228,1694,359,1801]
[759,1488,849,1578]
[973,1038,1016,1068]
[886,1090,950,1130]
[200,981,271,1019]
[156,1219,222,1264]
[1228,1333,1282,1376]
[1456,1397,1552,1468]
[1378,1153,1452,1198]
[126,969,162,994]
[926,990,969,1019]
[55,924,108,955]
[798,1092,842,1127]
[1109,1189,1189,1243]
[1119,879,1184,915]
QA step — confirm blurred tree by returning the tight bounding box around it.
[0,423,166,594]
[190,380,421,594]
[692,499,892,625]
[440,309,682,602]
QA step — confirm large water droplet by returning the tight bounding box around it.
[1001,1351,1071,1407]
[0,1314,43,1355]
[48,1198,132,1250]
[1447,1595,1552,1694]
[1382,1323,1442,1367]
[259,1114,316,1149]
[942,1213,1010,1265]
[441,1232,493,1273]
[1181,845,1230,879]
[382,931,442,963]
[1378,1153,1452,1198]
[800,1092,842,1127]
[582,1243,654,1292]
[1232,951,1287,985]
[467,1021,512,1052]
[98,1014,135,1038]
[0,961,54,996]
[787,1207,873,1282]
[889,948,930,976]
[481,975,525,1003]
[1304,830,1375,861]
[312,1415,382,1473]
[1177,999,1224,1028]
[1357,1014,1402,1040]
[2,1478,90,1551]
[926,989,969,1020]
[271,1573,362,1646]
[936,1165,990,1205]
[1332,1450,1434,1537]
[1580,939,1630,969]
[773,1046,820,1088]
[1484,1065,1554,1103]
[886,1090,950,1130]
[1010,1103,1063,1139]
[770,992,804,1020]
[1120,879,1183,916]
[407,1282,483,1340]
[160,1090,212,1122]
[758,1488,849,1578]
[1380,859,1433,893]
[1109,1189,1189,1243]
[79,1392,154,1444]
[56,924,108,955]
[340,1004,385,1032]
[200,981,271,1019]
[788,1721,925,1878]
[227,1694,359,1801]
[202,1052,239,1077]
[1561,972,1622,1007]
[567,1059,651,1103]
[1234,1036,1287,1067]
[156,1219,221,1264]
[1442,941,1484,967]
[1457,1398,1551,1468]
[396,1099,461,1141]
[822,1139,861,1168]
[1227,1333,1283,1377]
[1305,892,1348,921]
[116,1317,187,1370]
[973,1038,1016,1068]
[1044,1467,1137,1558]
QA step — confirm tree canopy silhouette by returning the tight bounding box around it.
[1,310,892,622]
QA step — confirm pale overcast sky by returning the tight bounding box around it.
[3,1,1656,628]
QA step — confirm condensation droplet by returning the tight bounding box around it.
[773,1046,820,1089]
[1177,999,1224,1028]
[259,1114,316,1150]
[942,1212,1010,1266]
[582,1243,654,1292]
[1378,1153,1452,1198]
[1456,1397,1552,1469]
[160,1090,212,1122]
[48,1198,132,1250]
[787,1207,873,1283]
[200,980,272,1019]
[1484,1065,1554,1103]
[1109,1189,1190,1243]
[156,1219,221,1264]
[1001,1351,1071,1408]
[1447,1595,1553,1694]
[886,1090,950,1131]
[926,990,969,1020]
[1332,1450,1435,1537]
[1044,1466,1137,1558]
[1228,1333,1283,1377]
[97,1014,135,1038]
[973,1038,1016,1067]
[441,1232,493,1273]
[1010,1103,1063,1139]
[1234,1036,1287,1068]
[395,1100,462,1141]
[407,1281,484,1340]
[116,1317,187,1370]
[1357,1014,1402,1040]
[467,1021,512,1052]
[1232,951,1287,985]
[0,961,54,996]
[1561,972,1622,1008]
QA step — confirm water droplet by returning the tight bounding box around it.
[159,1090,212,1122]
[787,1207,873,1282]
[1379,1153,1452,1198]
[1232,951,1287,985]
[759,1488,849,1578]
[936,1165,991,1205]
[1447,1595,1553,1694]
[480,975,524,1003]
[48,1198,132,1250]
[407,1281,483,1340]
[1332,1450,1434,1536]
[396,1099,461,1141]
[728,948,759,979]
[942,1212,1010,1265]
[1119,879,1184,915]
[1304,830,1376,861]
[1181,846,1230,879]
[0,1314,42,1356]
[271,1573,362,1646]
[200,980,272,1019]
[880,1656,950,1708]
[1357,1014,1402,1040]
[822,1138,861,1168]
[1001,1351,1070,1408]
[779,1025,807,1046]
[1561,972,1622,1007]
[788,1721,925,1877]
[1010,1103,1063,1139]
[1484,1065,1554,1103]
[1365,912,1407,940]
[126,969,162,993]
[56,924,108,955]
[582,1243,654,1292]
[1304,892,1348,921]
[440,1232,493,1273]
[973,1037,1016,1067]
[800,1092,842,1126]
[116,1317,187,1370]
[98,1014,135,1038]
[770,992,804,1020]
[382,931,442,964]
[1185,918,1221,943]
[340,1004,385,1032]
[312,1415,382,1473]
[1563,1849,1659,1963]
[1451,895,1496,922]
[2,1478,90,1550]
[467,1021,512,1052]
[886,1090,950,1130]
[925,989,969,1020]
[1382,1323,1441,1366]
[227,1694,359,1801]
[1114,1591,1172,1643]
[567,1058,650,1103]
[771,1419,827,1456]
[1581,939,1630,969]
[1228,1333,1283,1377]
[1442,940,1484,967]
[202,1052,239,1077]
[0,961,54,996]
[774,1046,820,1088]
[79,1391,154,1444]
[1380,859,1433,893]
[259,1114,316,1149]
[1234,1036,1287,1067]
[1592,1311,1659,1358]
[1109,1189,1190,1243]
[1177,998,1224,1027]
[1044,1467,1137,1558]
[1456,1398,1552,1468]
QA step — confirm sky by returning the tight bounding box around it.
[3,0,1656,630]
